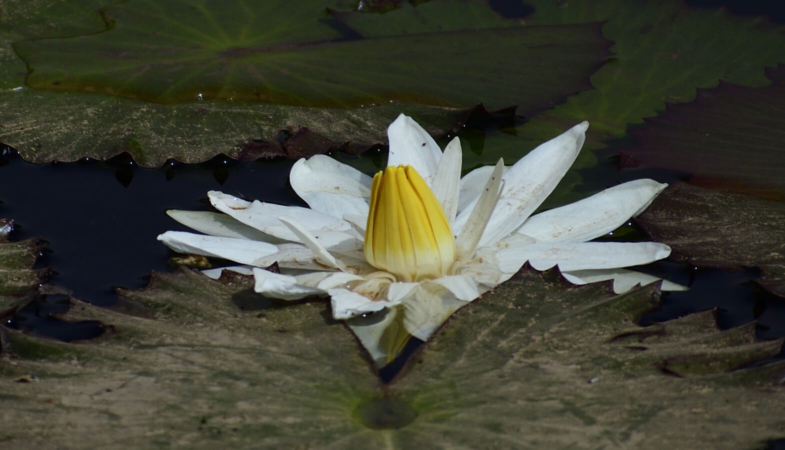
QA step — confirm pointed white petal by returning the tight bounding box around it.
[298,229,363,253]
[208,191,351,242]
[343,214,368,233]
[316,272,365,290]
[457,165,509,216]
[201,265,255,279]
[209,192,250,209]
[562,268,689,293]
[278,216,343,270]
[496,241,671,273]
[427,275,480,302]
[456,122,589,247]
[157,231,278,266]
[485,234,537,278]
[252,243,321,270]
[387,114,441,184]
[291,271,333,287]
[290,156,373,218]
[401,283,464,341]
[456,247,507,287]
[253,268,325,300]
[328,288,397,320]
[166,210,278,242]
[347,308,400,366]
[516,179,668,243]
[388,282,420,303]
[456,159,504,261]
[430,137,462,224]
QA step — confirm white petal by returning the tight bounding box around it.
[328,288,397,320]
[516,179,668,243]
[253,268,325,300]
[401,283,464,341]
[208,191,351,242]
[455,122,589,247]
[455,159,504,261]
[290,155,372,218]
[562,268,689,293]
[456,247,507,287]
[496,241,671,273]
[386,114,442,185]
[254,243,322,270]
[343,214,368,233]
[427,275,480,302]
[457,165,509,216]
[278,217,343,270]
[347,308,400,366]
[166,210,278,242]
[292,271,334,287]
[316,272,365,290]
[157,231,277,266]
[201,265,255,279]
[319,231,364,252]
[430,137,462,224]
[388,282,420,303]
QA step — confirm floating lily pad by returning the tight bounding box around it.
[1,266,783,448]
[637,182,785,299]
[0,218,48,312]
[623,66,785,200]
[0,0,609,166]
[512,0,785,153]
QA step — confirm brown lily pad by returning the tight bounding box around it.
[637,182,785,298]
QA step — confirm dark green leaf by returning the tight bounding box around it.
[513,0,785,152]
[0,0,609,166]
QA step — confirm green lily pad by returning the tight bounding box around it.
[637,182,785,299]
[624,66,785,200]
[0,0,610,167]
[1,266,784,448]
[512,0,785,153]
[0,218,48,312]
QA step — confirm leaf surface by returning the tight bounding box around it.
[1,267,784,448]
[637,182,785,298]
[0,0,610,166]
[511,0,785,154]
[0,218,47,312]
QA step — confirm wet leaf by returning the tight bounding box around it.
[0,0,609,166]
[1,266,784,448]
[624,66,785,200]
[0,219,48,312]
[512,0,785,153]
[637,182,785,298]
[389,268,785,447]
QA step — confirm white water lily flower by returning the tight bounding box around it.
[158,114,684,363]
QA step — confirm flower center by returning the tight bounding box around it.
[364,165,456,282]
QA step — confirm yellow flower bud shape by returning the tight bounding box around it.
[364,165,456,282]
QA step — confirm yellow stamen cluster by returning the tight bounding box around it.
[364,165,456,282]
